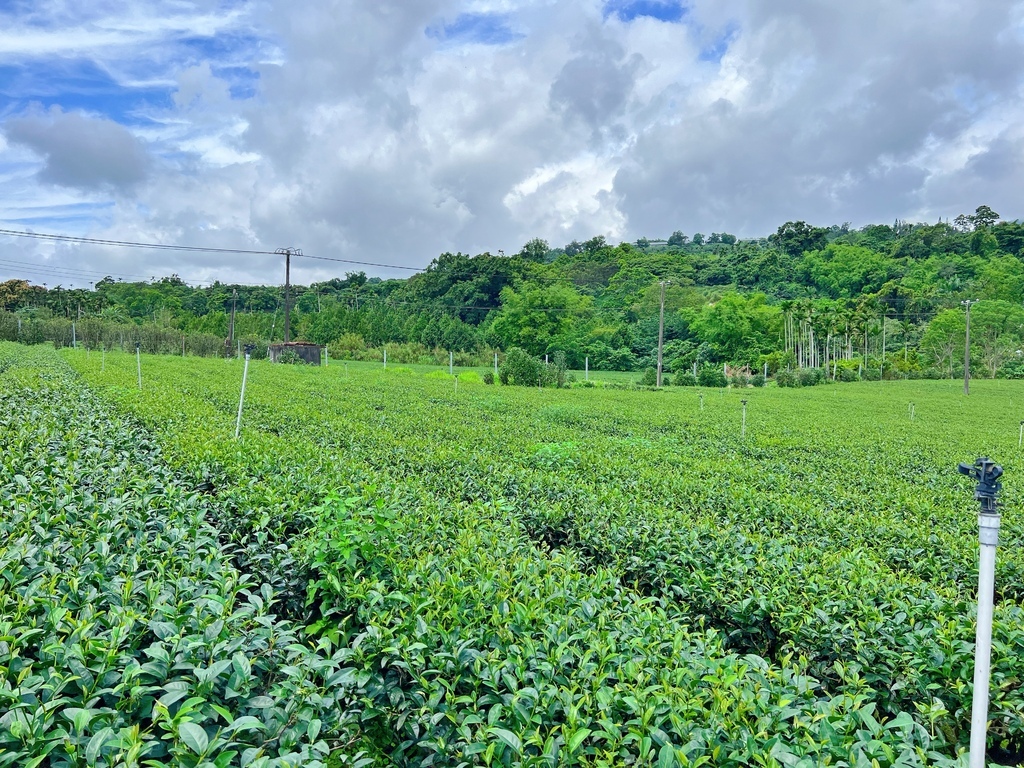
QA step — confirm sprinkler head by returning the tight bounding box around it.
[958,457,1003,514]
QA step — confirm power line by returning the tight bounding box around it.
[0,227,425,273]
[0,256,157,282]
[0,228,277,256]
[0,257,240,288]
[298,253,422,272]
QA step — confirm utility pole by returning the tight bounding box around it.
[881,311,886,382]
[275,248,302,344]
[963,299,977,395]
[657,279,670,388]
[228,289,237,355]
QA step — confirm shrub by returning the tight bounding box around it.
[776,369,798,388]
[674,373,698,387]
[482,371,494,385]
[499,347,541,386]
[838,367,859,382]
[729,373,750,388]
[751,374,766,388]
[698,366,727,388]
[797,368,824,387]
[639,367,658,386]
[758,350,796,375]
[552,350,569,388]
[1000,357,1024,379]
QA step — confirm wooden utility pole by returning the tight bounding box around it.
[275,248,302,344]
[963,299,977,395]
[657,279,670,387]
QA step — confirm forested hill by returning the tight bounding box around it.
[4,206,1024,378]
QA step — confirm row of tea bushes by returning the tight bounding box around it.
[61,348,990,766]
[0,344,369,767]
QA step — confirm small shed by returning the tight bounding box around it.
[269,342,323,365]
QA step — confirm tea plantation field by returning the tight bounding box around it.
[3,342,1024,767]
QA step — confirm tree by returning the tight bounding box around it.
[583,236,608,255]
[667,230,688,247]
[518,238,549,262]
[970,228,999,257]
[920,309,964,377]
[0,279,31,310]
[968,300,1024,377]
[970,205,999,229]
[692,233,705,245]
[993,221,1024,255]
[686,292,782,365]
[489,283,594,356]
[770,221,829,257]
[801,244,896,298]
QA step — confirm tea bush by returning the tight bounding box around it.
[45,345,1024,766]
[0,344,368,768]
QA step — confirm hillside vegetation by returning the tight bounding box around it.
[3,207,1024,378]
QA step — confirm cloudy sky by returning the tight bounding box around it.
[1,0,1022,287]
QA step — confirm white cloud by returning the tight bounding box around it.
[2,0,1024,285]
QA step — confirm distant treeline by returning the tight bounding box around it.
[4,206,1024,377]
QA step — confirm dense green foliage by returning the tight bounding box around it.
[0,345,368,767]
[3,207,1024,376]
[9,344,1014,766]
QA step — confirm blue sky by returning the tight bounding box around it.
[0,0,1022,286]
[604,0,687,23]
[428,12,523,46]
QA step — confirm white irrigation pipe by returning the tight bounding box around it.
[135,344,142,389]
[970,508,1000,768]
[958,458,1003,768]
[234,350,251,440]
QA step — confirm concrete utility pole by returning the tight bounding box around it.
[657,279,670,387]
[228,288,237,353]
[276,248,302,344]
[963,299,978,395]
[881,311,886,382]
